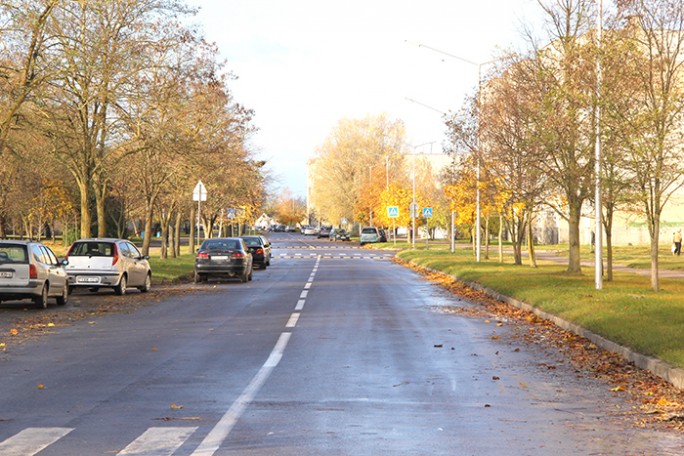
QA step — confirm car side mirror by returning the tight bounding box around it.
[59,258,69,266]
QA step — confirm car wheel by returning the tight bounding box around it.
[56,284,68,306]
[34,284,48,309]
[139,273,152,292]
[114,274,127,296]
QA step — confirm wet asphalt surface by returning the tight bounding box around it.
[0,232,682,455]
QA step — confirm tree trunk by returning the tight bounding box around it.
[189,205,196,254]
[603,207,614,282]
[567,200,583,274]
[141,202,154,257]
[527,213,537,268]
[650,218,660,292]
[498,214,504,263]
[77,180,91,239]
[160,211,170,259]
[484,217,490,260]
[173,212,182,258]
[93,175,107,238]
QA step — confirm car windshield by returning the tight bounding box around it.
[0,245,28,264]
[202,240,239,251]
[70,242,114,257]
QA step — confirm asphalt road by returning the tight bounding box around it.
[0,232,682,455]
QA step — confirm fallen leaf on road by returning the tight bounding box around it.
[611,385,626,392]
[37,384,44,390]
[9,329,18,336]
[171,403,184,410]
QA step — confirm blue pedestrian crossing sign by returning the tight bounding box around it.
[387,206,399,218]
[422,207,433,218]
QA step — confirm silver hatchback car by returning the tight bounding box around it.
[0,240,69,309]
[65,238,151,295]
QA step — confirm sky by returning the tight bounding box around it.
[186,0,544,197]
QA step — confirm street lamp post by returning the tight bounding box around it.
[594,0,603,290]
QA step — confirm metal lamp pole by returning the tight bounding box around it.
[594,0,603,290]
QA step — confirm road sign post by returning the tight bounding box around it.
[409,202,419,249]
[387,206,399,245]
[422,207,433,250]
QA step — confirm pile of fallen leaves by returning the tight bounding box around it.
[396,257,684,431]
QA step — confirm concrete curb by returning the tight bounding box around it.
[414,262,684,390]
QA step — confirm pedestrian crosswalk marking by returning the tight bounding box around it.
[0,427,73,456]
[276,253,392,260]
[118,427,197,455]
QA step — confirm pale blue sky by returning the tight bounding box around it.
[186,0,542,197]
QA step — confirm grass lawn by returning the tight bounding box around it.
[395,246,684,370]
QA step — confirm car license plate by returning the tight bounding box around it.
[212,256,228,260]
[77,276,101,284]
[0,271,12,279]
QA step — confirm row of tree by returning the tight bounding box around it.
[447,0,684,292]
[310,0,684,293]
[0,0,266,256]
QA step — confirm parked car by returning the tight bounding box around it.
[317,226,332,238]
[359,227,387,246]
[240,235,272,269]
[303,226,317,236]
[0,240,69,309]
[194,237,253,283]
[65,238,151,295]
[329,228,351,241]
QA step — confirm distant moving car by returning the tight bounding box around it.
[359,227,387,246]
[329,228,351,241]
[65,238,151,295]
[241,235,272,269]
[0,240,69,309]
[194,237,253,283]
[317,226,332,238]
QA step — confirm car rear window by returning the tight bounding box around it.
[70,242,115,257]
[0,245,28,264]
[242,238,260,247]
[362,228,377,234]
[202,239,239,250]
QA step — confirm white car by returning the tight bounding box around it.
[65,238,151,295]
[0,240,69,309]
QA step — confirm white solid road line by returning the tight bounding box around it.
[191,332,292,456]
[191,256,321,455]
[118,427,198,455]
[0,428,73,456]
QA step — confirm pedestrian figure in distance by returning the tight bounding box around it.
[674,229,682,256]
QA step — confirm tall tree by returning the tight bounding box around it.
[608,4,684,291]
[527,0,598,273]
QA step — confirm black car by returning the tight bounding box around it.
[329,228,351,241]
[240,235,272,269]
[194,237,253,283]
